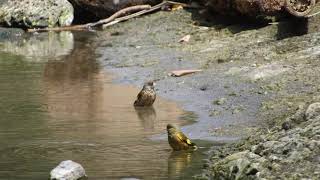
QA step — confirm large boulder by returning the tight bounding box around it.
[0,0,74,28]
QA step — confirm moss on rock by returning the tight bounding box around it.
[0,0,74,28]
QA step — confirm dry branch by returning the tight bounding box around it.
[27,1,189,33]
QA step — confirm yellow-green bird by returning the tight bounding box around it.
[167,124,197,151]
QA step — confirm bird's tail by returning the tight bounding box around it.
[189,143,198,150]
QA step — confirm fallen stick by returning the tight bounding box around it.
[27,5,151,32]
[27,1,189,33]
[102,1,189,29]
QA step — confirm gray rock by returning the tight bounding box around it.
[290,104,307,124]
[305,102,320,120]
[0,0,74,28]
[282,104,307,130]
[204,102,320,179]
[211,150,267,179]
[50,160,86,180]
[251,144,264,155]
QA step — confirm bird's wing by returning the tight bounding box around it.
[176,132,194,146]
[136,90,145,101]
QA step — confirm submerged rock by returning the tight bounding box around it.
[50,160,86,180]
[0,0,74,28]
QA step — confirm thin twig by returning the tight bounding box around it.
[103,2,164,28]
[307,10,320,18]
[268,22,279,25]
[88,4,151,27]
[103,1,190,28]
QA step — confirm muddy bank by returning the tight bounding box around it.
[94,7,320,140]
[91,6,320,178]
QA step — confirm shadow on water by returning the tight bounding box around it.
[0,31,211,179]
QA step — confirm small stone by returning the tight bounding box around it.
[50,160,86,180]
[305,102,320,120]
[213,98,226,105]
[269,155,281,162]
[289,104,307,124]
[251,144,264,155]
[282,120,292,130]
[232,106,244,114]
[228,92,238,96]
[110,31,124,36]
[217,59,228,64]
[200,84,208,91]
[209,109,221,116]
[251,63,257,67]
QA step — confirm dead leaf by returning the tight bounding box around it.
[179,35,191,43]
[169,69,202,77]
[171,4,184,11]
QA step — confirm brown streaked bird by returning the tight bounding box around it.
[134,81,156,107]
[167,124,197,151]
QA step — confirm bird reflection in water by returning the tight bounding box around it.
[134,106,156,131]
[168,150,194,179]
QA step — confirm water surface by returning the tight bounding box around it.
[0,31,209,179]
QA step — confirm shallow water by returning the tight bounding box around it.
[0,31,210,179]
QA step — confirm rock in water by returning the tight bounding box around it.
[0,0,74,28]
[50,160,86,180]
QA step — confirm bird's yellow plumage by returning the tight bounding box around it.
[167,124,197,151]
